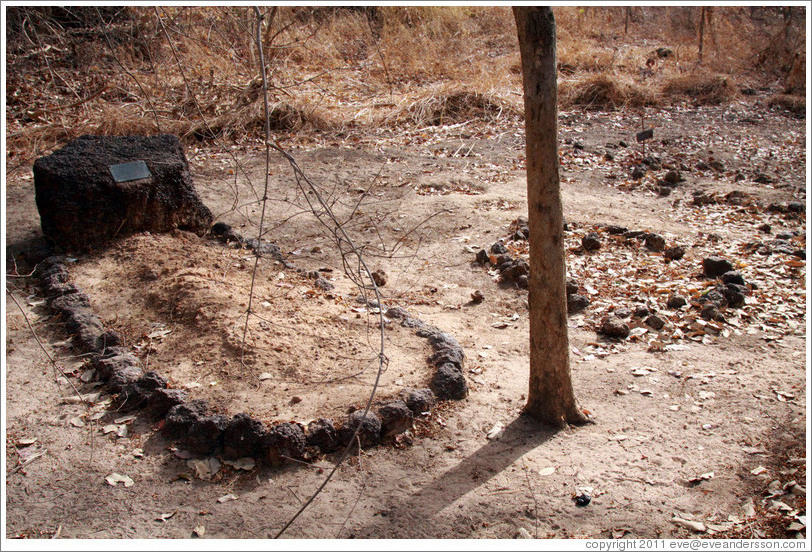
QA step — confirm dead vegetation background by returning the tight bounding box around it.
[5,5,805,175]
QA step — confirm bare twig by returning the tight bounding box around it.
[241,9,388,538]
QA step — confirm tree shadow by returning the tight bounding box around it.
[356,413,559,536]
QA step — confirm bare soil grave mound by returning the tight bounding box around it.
[68,231,432,424]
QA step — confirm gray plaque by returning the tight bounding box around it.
[109,160,152,183]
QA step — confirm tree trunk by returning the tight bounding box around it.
[513,7,589,428]
[698,6,706,63]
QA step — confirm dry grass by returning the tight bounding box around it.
[559,73,657,110]
[390,84,522,127]
[4,5,805,167]
[767,94,807,117]
[661,73,739,105]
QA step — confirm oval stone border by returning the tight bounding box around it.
[34,234,468,465]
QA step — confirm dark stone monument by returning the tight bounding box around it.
[33,134,213,250]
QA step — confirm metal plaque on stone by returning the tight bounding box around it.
[109,160,152,183]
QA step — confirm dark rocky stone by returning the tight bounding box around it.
[645,314,666,330]
[114,371,168,411]
[49,291,92,315]
[107,365,144,393]
[475,249,490,265]
[146,388,188,418]
[633,305,651,318]
[614,307,632,319]
[314,277,334,291]
[721,285,746,308]
[409,320,441,335]
[138,371,168,391]
[792,249,805,260]
[115,382,152,411]
[623,230,645,239]
[657,186,672,197]
[499,258,529,288]
[223,413,267,459]
[385,306,410,320]
[692,191,717,206]
[720,271,746,286]
[339,411,382,449]
[606,225,628,235]
[753,172,774,184]
[644,233,666,252]
[631,165,647,180]
[93,350,139,380]
[566,279,580,295]
[403,388,435,415]
[642,156,661,170]
[182,414,228,456]
[33,134,213,251]
[787,201,805,213]
[428,343,465,369]
[371,270,387,287]
[246,239,283,261]
[664,246,686,261]
[378,400,414,437]
[38,261,72,296]
[663,170,683,185]
[619,140,628,148]
[702,257,734,277]
[567,293,590,314]
[163,400,209,440]
[265,422,307,465]
[666,295,688,309]
[432,363,468,400]
[490,241,508,255]
[700,304,724,322]
[699,288,727,307]
[306,419,340,453]
[210,222,232,236]
[582,232,601,251]
[767,203,788,213]
[50,291,120,353]
[427,332,465,369]
[598,316,630,339]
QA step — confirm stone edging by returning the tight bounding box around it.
[34,233,468,466]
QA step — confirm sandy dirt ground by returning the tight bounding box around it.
[4,100,808,543]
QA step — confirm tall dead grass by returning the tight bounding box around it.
[5,5,805,167]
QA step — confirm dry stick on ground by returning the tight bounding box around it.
[6,288,97,463]
[246,8,388,539]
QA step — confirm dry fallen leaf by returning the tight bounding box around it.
[193,525,206,537]
[105,473,134,487]
[155,511,177,522]
[224,457,256,471]
[538,466,556,476]
[217,493,238,503]
[486,422,504,440]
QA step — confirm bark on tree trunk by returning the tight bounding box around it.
[513,7,589,428]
